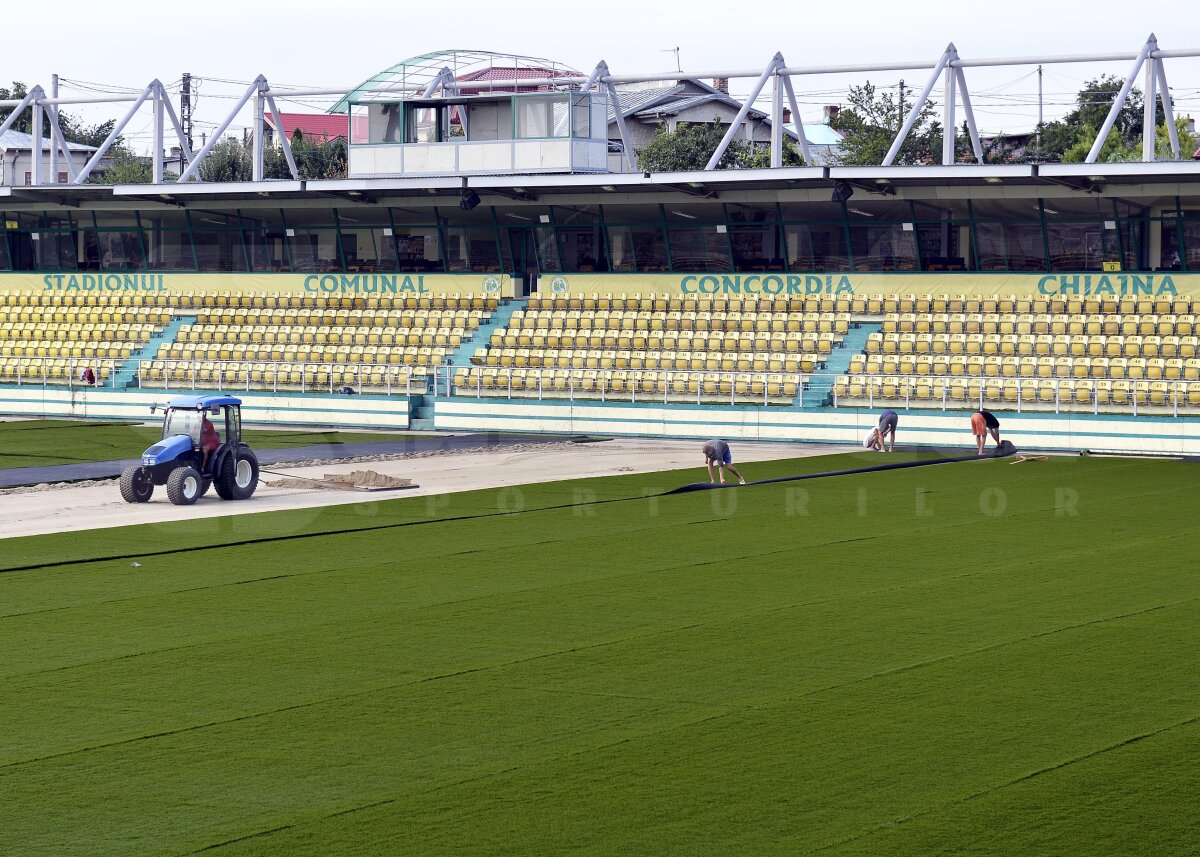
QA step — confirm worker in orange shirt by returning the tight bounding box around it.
[970,410,1000,455]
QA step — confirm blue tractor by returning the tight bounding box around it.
[120,394,260,505]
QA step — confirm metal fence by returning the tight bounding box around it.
[440,367,806,407]
[830,374,1199,418]
[134,360,424,397]
[0,358,123,390]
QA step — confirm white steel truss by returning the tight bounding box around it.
[1,34,1198,186]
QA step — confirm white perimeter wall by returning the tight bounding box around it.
[435,399,1200,456]
[8,387,1194,455]
[0,388,411,430]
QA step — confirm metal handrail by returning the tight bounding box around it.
[0,357,121,390]
[441,365,1198,416]
[444,365,810,407]
[135,358,421,396]
[2,357,1196,417]
[829,371,1196,417]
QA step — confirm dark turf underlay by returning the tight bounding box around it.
[667,441,1019,494]
[0,433,577,489]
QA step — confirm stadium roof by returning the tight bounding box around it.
[3,162,1199,210]
[330,49,582,112]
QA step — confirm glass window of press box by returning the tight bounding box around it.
[910,200,971,273]
[1039,195,1140,272]
[545,205,604,272]
[336,208,398,271]
[513,94,592,139]
[142,210,196,271]
[602,204,669,272]
[1157,208,1200,272]
[779,200,851,272]
[844,199,919,272]
[239,209,289,272]
[726,202,784,273]
[189,210,248,272]
[970,198,1045,272]
[439,205,499,273]
[665,203,731,272]
[280,209,343,272]
[494,206,561,274]
[0,197,1184,273]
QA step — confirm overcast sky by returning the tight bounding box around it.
[8,0,1200,152]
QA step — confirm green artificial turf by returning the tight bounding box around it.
[2,452,1198,855]
[0,419,416,469]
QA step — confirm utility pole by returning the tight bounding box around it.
[898,79,905,132]
[180,73,194,152]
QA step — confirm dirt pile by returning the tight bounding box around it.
[265,470,415,491]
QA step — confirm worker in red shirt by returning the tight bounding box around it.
[200,417,220,472]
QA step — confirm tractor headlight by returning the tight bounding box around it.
[141,444,168,468]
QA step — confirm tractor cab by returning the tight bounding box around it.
[120,394,260,506]
[154,396,243,474]
[145,395,244,477]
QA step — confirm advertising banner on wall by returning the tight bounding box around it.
[0,272,515,297]
[533,272,1200,299]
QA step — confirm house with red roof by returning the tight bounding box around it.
[454,66,581,94]
[263,112,366,148]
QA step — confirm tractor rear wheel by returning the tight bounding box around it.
[119,466,154,503]
[166,466,203,506]
[217,448,259,500]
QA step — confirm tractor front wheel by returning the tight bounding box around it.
[166,466,203,506]
[216,448,259,501]
[119,466,154,503]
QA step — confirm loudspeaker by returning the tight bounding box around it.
[459,189,481,211]
[831,180,854,204]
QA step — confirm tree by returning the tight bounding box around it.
[0,82,132,158]
[830,81,943,165]
[1035,75,1148,162]
[737,138,806,169]
[636,121,743,171]
[0,82,36,133]
[951,122,1031,165]
[199,137,253,182]
[70,120,121,150]
[1064,75,1144,140]
[1060,115,1199,163]
[635,119,803,172]
[1059,123,1138,163]
[1161,116,1200,161]
[90,151,180,185]
[264,130,347,180]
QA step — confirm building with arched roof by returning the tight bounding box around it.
[329,49,608,178]
[330,50,583,113]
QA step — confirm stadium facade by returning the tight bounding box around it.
[2,46,1200,454]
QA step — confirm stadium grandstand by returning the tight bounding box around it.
[2,43,1200,453]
